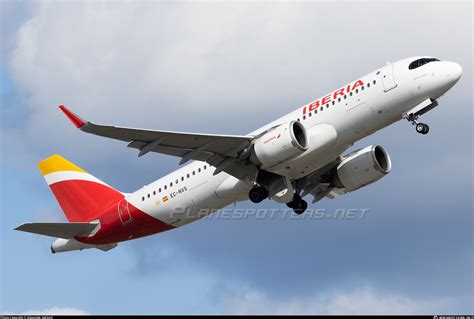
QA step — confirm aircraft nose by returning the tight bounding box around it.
[428,61,462,99]
[451,62,463,81]
[446,61,463,84]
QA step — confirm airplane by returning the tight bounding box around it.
[16,56,462,253]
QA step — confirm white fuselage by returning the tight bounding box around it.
[125,57,462,228]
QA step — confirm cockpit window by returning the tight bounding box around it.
[408,58,440,70]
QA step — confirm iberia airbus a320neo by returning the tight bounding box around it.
[16,57,462,253]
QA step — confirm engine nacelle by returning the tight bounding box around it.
[250,121,308,168]
[335,145,392,192]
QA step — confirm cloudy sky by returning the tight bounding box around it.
[1,0,472,315]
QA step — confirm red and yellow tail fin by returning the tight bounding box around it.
[38,155,124,222]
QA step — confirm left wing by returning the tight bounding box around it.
[59,105,258,179]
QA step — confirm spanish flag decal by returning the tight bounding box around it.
[162,196,169,202]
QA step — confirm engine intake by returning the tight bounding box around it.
[335,145,391,192]
[250,121,308,168]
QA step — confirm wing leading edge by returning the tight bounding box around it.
[58,105,258,179]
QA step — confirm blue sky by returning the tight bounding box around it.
[1,1,472,314]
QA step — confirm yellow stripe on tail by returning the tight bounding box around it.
[38,154,87,176]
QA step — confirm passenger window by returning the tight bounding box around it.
[153,191,156,195]
[356,89,359,93]
[142,197,145,201]
[147,194,150,198]
[198,168,201,173]
[332,101,335,105]
[367,83,370,88]
[181,177,184,181]
[308,112,312,117]
[320,107,323,111]
[187,174,190,178]
[164,185,167,190]
[373,80,376,85]
[361,86,365,91]
[175,179,178,184]
[337,98,341,102]
[170,182,173,187]
[314,109,317,114]
[192,171,195,175]
[344,95,347,99]
[159,188,161,192]
[303,115,306,120]
[204,165,207,170]
[350,92,353,96]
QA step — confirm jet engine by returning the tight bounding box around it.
[250,121,308,168]
[334,145,391,192]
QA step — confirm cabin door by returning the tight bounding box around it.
[381,64,397,92]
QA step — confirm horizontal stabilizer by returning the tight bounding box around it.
[15,222,98,239]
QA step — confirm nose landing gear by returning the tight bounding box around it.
[415,123,429,134]
[403,99,438,135]
[406,113,430,135]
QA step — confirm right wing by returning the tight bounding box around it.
[15,222,98,239]
[59,105,258,180]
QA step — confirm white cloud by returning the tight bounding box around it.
[5,1,471,168]
[223,286,454,315]
[6,306,89,315]
[4,2,316,167]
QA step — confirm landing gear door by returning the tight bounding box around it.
[381,63,397,92]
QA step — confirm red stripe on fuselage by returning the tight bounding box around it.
[76,201,175,245]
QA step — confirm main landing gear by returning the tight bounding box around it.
[248,185,269,203]
[406,114,429,135]
[286,194,308,215]
[248,177,308,215]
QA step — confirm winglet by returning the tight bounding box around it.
[59,105,86,128]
